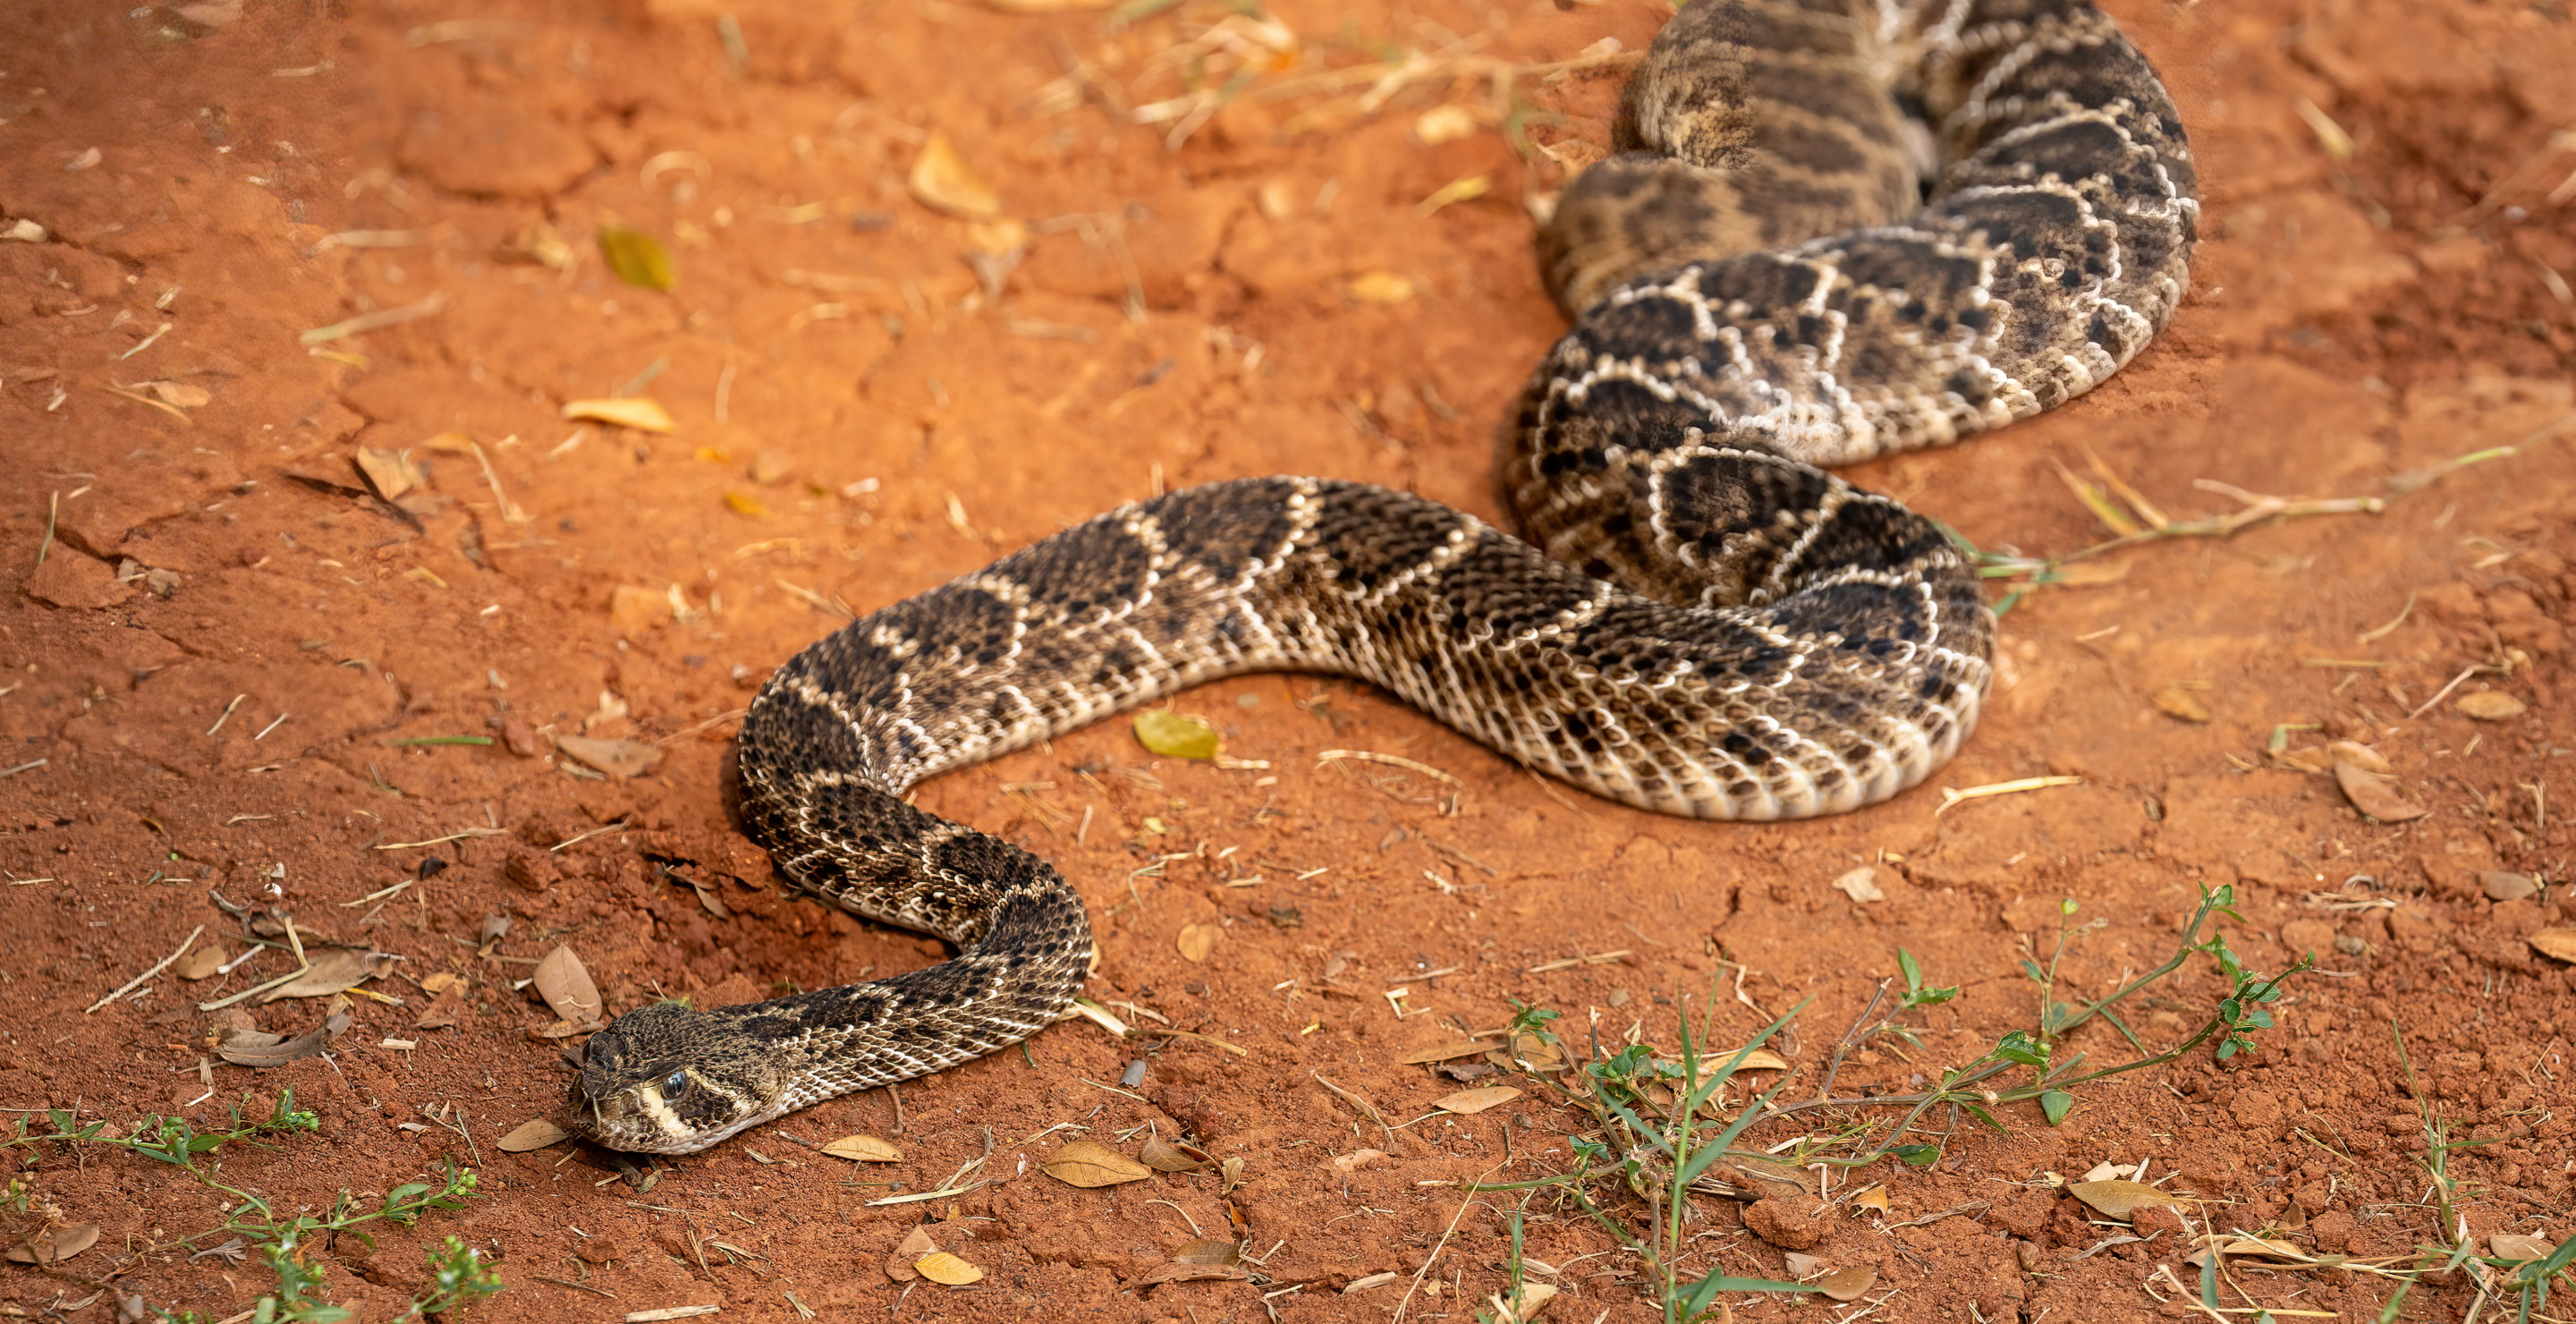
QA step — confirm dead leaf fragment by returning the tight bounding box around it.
[497,1118,569,1151]
[560,397,674,432]
[2455,691,2527,721]
[2481,870,2538,902]
[2067,1179,2184,1221]
[885,1226,938,1282]
[1138,1135,1213,1173]
[258,947,393,1003]
[1041,1139,1152,1187]
[1852,1186,1890,1214]
[1484,1280,1556,1321]
[1816,1264,1877,1302]
[1399,1039,1501,1065]
[821,1134,902,1163]
[175,945,227,980]
[1176,922,1217,963]
[4,1223,100,1265]
[2150,683,2211,723]
[1134,709,1220,760]
[2492,1233,2558,1261]
[1140,1261,1252,1286]
[1413,105,1479,145]
[531,945,603,1024]
[216,1008,350,1068]
[914,1251,984,1286]
[555,734,663,778]
[908,132,1002,220]
[1829,865,1884,903]
[2529,929,2576,963]
[2334,758,2428,822]
[353,446,427,501]
[1172,1238,1241,1265]
[1348,272,1414,304]
[1431,1085,1522,1115]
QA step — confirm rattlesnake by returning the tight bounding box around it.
[568,0,2196,1153]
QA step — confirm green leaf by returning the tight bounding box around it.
[1132,709,1220,760]
[2039,1090,2074,1125]
[1890,1144,1940,1167]
[597,226,675,291]
[1994,1031,2048,1067]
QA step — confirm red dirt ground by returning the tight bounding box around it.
[3,0,2572,1320]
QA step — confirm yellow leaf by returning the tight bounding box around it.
[1134,710,1219,760]
[822,1134,902,1163]
[1348,272,1414,304]
[561,397,674,432]
[1177,922,1217,963]
[914,1251,984,1286]
[909,132,1002,220]
[724,491,771,520]
[598,225,675,290]
[2455,691,2526,720]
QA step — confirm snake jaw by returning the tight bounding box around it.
[565,1003,792,1154]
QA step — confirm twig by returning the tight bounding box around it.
[1393,1160,1508,1324]
[86,925,205,1014]
[1316,749,1460,785]
[2406,666,2490,721]
[300,293,447,345]
[373,828,505,850]
[37,491,57,568]
[1935,776,2080,815]
[468,438,529,523]
[1311,1071,1398,1148]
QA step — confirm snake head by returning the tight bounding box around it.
[565,1001,789,1154]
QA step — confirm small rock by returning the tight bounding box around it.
[504,849,559,895]
[2131,1205,2184,1242]
[573,1237,621,1265]
[2310,1209,2357,1252]
[1741,1197,1826,1251]
[498,716,541,758]
[608,584,670,635]
[24,553,132,609]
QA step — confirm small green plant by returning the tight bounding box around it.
[1476,883,2307,1320]
[6,1091,495,1321]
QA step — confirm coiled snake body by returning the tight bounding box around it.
[571,0,2195,1152]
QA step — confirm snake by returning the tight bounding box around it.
[566,0,2196,1153]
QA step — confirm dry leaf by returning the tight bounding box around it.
[1484,1280,1556,1321]
[1783,1253,1825,1279]
[1219,1155,1244,1195]
[421,971,464,995]
[914,1251,984,1286]
[175,945,227,980]
[598,226,676,291]
[908,132,1002,220]
[1829,865,1884,903]
[2491,1233,2558,1261]
[1852,1187,1890,1214]
[2455,692,2527,721]
[1348,272,1415,304]
[2185,1235,2305,1266]
[496,1118,569,1151]
[1176,922,1217,963]
[2067,1179,2184,1221]
[258,947,392,1003]
[885,1226,938,1282]
[4,1224,100,1265]
[1041,1139,1152,1187]
[2327,740,2390,773]
[148,381,212,410]
[2334,758,2428,822]
[2481,871,2538,902]
[1816,1264,1877,1302]
[1431,1085,1522,1115]
[501,222,574,269]
[560,397,674,432]
[216,1009,350,1068]
[822,1134,902,1163]
[413,984,464,1030]
[722,491,770,521]
[1172,1238,1241,1265]
[532,946,603,1024]
[1138,1135,1213,1173]
[1134,710,1220,760]
[2529,929,2576,963]
[352,446,427,501]
[2150,683,2211,723]
[1711,1158,1813,1198]
[1399,1040,1500,1065]
[555,734,662,777]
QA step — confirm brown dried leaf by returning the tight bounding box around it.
[1711,1158,1813,1199]
[1399,1039,1501,1065]
[2455,691,2527,721]
[2529,929,2576,963]
[2491,1233,2559,1261]
[1829,865,1884,903]
[352,446,427,501]
[2150,683,2211,723]
[2068,1179,2184,1221]
[1138,1135,1213,1173]
[532,945,603,1024]
[1485,1280,1557,1321]
[1176,922,1217,963]
[1782,1252,1825,1279]
[1817,1264,1877,1302]
[421,971,465,995]
[4,1223,100,1265]
[2334,759,2428,822]
[2327,740,2391,773]
[413,985,464,1030]
[258,947,392,1003]
[1172,1238,1241,1266]
[1852,1187,1890,1214]
[1431,1085,1522,1116]
[555,734,662,778]
[496,1118,569,1152]
[1041,1139,1152,1188]
[914,1251,984,1286]
[908,132,1002,220]
[2481,871,2538,902]
[884,1226,938,1282]
[1219,1155,1244,1195]
[216,1009,350,1068]
[175,945,227,980]
[821,1134,902,1163]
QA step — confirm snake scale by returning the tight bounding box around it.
[569,0,2196,1152]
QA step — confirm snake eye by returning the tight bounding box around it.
[661,1069,691,1100]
